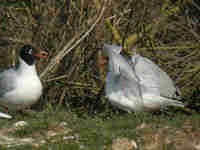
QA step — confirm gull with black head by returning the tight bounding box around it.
[0,45,48,119]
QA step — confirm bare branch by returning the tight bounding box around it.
[40,0,107,79]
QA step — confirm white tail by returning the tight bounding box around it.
[143,94,184,110]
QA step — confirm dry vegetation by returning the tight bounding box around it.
[0,0,200,114]
[2,1,200,149]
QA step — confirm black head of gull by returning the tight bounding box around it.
[0,44,48,119]
[20,44,48,66]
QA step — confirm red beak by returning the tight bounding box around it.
[98,55,107,68]
[33,49,48,58]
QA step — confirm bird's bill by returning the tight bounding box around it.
[98,51,108,80]
[33,50,48,58]
[98,51,108,68]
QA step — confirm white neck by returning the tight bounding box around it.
[17,58,37,75]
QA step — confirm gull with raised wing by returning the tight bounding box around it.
[100,44,184,112]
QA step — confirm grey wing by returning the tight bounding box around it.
[132,55,177,98]
[110,50,140,82]
[118,67,144,111]
[0,69,16,97]
[104,43,140,82]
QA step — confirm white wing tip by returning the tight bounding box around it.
[0,112,12,119]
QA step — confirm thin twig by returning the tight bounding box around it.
[0,37,31,45]
[58,88,67,106]
[40,0,107,79]
[134,44,200,52]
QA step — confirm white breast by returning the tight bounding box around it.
[2,59,42,110]
[15,71,42,104]
[107,91,138,112]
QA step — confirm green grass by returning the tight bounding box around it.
[0,0,200,149]
[0,108,199,150]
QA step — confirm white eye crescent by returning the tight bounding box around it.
[28,49,32,54]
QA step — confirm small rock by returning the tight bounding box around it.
[47,130,57,137]
[14,121,28,128]
[112,137,137,150]
[79,144,86,149]
[32,143,40,148]
[63,128,73,134]
[20,138,34,143]
[63,135,75,140]
[59,122,68,127]
[136,123,147,130]
[40,140,46,144]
